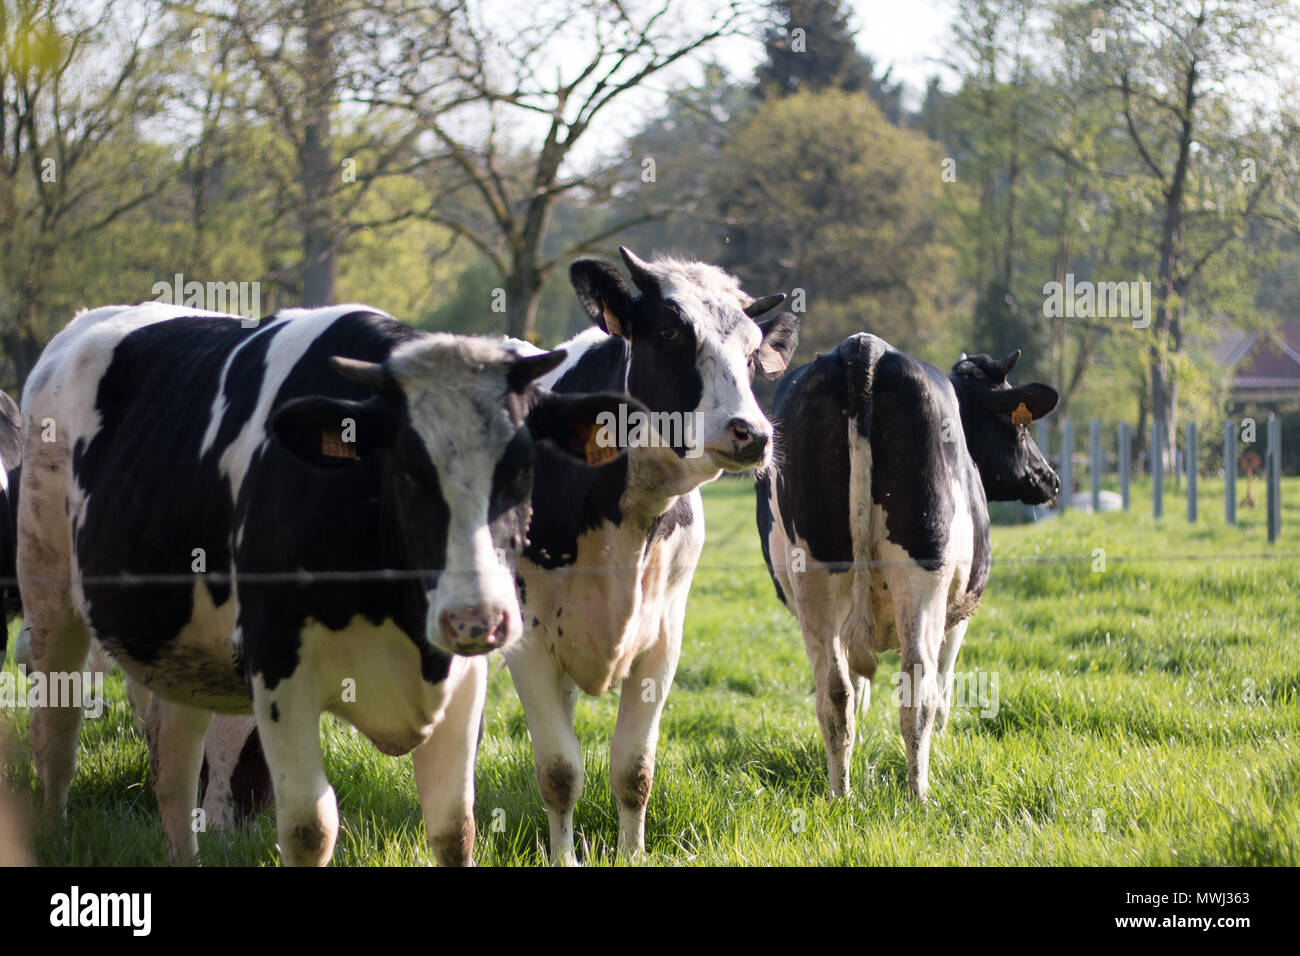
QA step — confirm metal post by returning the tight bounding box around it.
[1225,419,1237,526]
[1060,418,1073,512]
[1186,421,1197,523]
[1153,417,1164,518]
[1119,422,1131,511]
[1268,412,1281,543]
[1090,419,1102,512]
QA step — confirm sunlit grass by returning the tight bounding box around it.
[4,477,1297,865]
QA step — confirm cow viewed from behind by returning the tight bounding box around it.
[757,334,1058,800]
[18,302,630,866]
[509,248,798,864]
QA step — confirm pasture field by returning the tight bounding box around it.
[3,476,1298,866]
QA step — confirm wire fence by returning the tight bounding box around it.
[2,547,1299,590]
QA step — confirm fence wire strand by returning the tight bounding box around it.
[0,549,1297,589]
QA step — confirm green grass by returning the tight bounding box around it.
[3,476,1298,866]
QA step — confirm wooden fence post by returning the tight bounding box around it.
[1061,418,1073,512]
[1090,419,1102,512]
[1153,417,1164,518]
[1268,412,1281,543]
[1119,422,1131,511]
[1224,419,1236,526]
[1186,421,1197,523]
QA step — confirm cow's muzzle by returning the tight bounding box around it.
[438,606,511,655]
[708,418,771,469]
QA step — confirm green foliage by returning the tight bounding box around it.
[713,89,970,363]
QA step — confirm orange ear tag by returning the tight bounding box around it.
[1010,402,1033,427]
[584,426,621,466]
[321,429,359,459]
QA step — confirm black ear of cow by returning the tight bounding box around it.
[980,383,1059,422]
[570,259,634,338]
[755,311,800,378]
[269,395,397,470]
[744,293,786,318]
[527,391,646,467]
[507,349,567,392]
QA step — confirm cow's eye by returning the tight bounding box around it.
[660,325,679,342]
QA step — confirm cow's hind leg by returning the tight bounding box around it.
[611,615,682,859]
[27,607,90,825]
[793,570,856,797]
[507,640,583,866]
[893,574,948,802]
[251,673,337,866]
[934,618,969,734]
[145,696,212,863]
[412,657,487,866]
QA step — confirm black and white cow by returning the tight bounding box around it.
[0,390,20,656]
[756,335,1058,800]
[508,248,798,864]
[18,302,628,866]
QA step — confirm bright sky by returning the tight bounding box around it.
[850,0,958,100]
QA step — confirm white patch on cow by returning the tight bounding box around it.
[299,614,478,754]
[386,335,539,652]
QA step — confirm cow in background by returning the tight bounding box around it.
[757,335,1058,800]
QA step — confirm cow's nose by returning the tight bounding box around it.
[727,418,769,452]
[439,606,510,654]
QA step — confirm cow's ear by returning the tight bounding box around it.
[269,396,398,469]
[570,259,634,338]
[981,383,1059,422]
[754,311,800,378]
[526,391,645,467]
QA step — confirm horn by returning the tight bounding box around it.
[744,293,786,318]
[329,355,389,391]
[1000,349,1022,374]
[618,246,656,292]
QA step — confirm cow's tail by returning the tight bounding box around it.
[840,334,879,680]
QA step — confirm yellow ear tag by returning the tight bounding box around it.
[600,300,624,338]
[584,425,620,466]
[1010,402,1033,427]
[321,429,359,459]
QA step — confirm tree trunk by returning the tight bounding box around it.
[300,0,338,307]
[505,267,542,342]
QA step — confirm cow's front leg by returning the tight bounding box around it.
[611,623,682,859]
[412,657,487,866]
[895,588,945,802]
[506,641,583,866]
[934,618,969,734]
[145,697,212,864]
[251,673,337,867]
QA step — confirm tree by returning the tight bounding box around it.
[0,0,172,386]
[1069,0,1299,466]
[378,0,744,341]
[713,89,966,361]
[754,0,902,119]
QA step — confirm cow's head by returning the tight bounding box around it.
[270,335,632,657]
[569,247,799,474]
[949,349,1060,504]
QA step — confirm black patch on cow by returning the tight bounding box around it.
[270,702,279,722]
[72,318,257,691]
[524,337,632,569]
[649,495,693,543]
[232,313,454,691]
[762,344,857,571]
[754,473,787,605]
